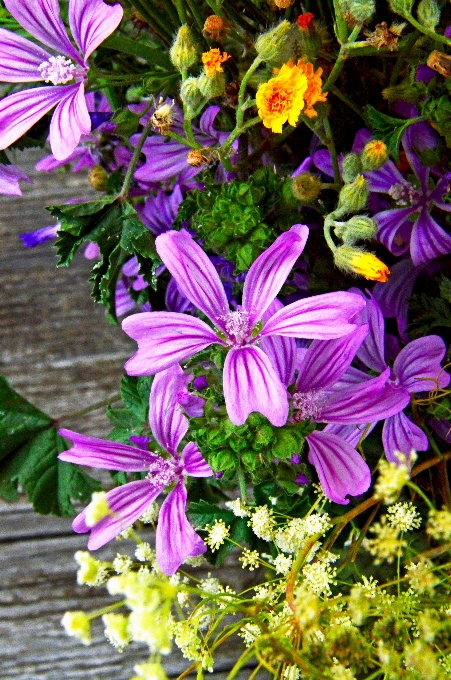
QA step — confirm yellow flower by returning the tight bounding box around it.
[201,48,230,76]
[256,59,327,133]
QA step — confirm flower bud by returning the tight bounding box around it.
[170,25,198,72]
[361,139,388,170]
[345,0,375,22]
[389,0,414,17]
[180,77,205,117]
[334,215,378,243]
[88,165,108,191]
[198,71,226,99]
[291,172,322,204]
[342,152,362,183]
[338,174,369,212]
[255,20,291,62]
[203,15,226,40]
[417,0,441,30]
[334,244,390,281]
[102,613,132,652]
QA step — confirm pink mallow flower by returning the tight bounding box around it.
[58,364,212,576]
[122,226,365,427]
[0,0,123,160]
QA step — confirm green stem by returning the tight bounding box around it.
[173,0,187,23]
[405,14,451,47]
[323,23,363,92]
[120,100,154,197]
[237,455,248,504]
[57,394,121,422]
[330,85,369,123]
[324,117,340,186]
[88,600,126,620]
[236,56,263,128]
[407,481,436,511]
[184,0,206,36]
[323,220,337,254]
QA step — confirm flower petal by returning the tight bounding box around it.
[74,480,159,549]
[242,224,309,327]
[382,412,428,464]
[393,335,450,392]
[223,346,288,426]
[324,422,376,447]
[68,0,123,60]
[0,163,31,196]
[156,481,206,576]
[307,430,371,505]
[182,441,213,477]
[4,0,82,63]
[0,28,51,82]
[410,208,451,265]
[319,370,410,424]
[49,82,91,160]
[122,312,220,375]
[156,230,229,326]
[296,325,368,392]
[260,333,297,388]
[149,365,188,455]
[260,292,364,340]
[0,85,71,152]
[349,288,387,372]
[403,124,430,192]
[58,428,157,470]
[374,206,416,255]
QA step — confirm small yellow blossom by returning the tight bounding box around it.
[374,456,411,504]
[61,611,91,645]
[85,490,111,527]
[296,59,328,118]
[427,507,451,541]
[334,245,390,282]
[239,548,261,570]
[102,612,132,652]
[205,518,230,550]
[363,516,406,564]
[201,48,230,76]
[74,550,108,586]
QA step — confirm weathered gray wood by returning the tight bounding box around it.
[0,152,264,679]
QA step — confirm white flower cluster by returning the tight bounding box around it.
[248,504,276,541]
[386,502,421,532]
[275,513,331,553]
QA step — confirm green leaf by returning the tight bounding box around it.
[188,499,235,528]
[111,109,141,137]
[0,378,100,515]
[440,276,451,304]
[120,375,151,423]
[0,376,52,463]
[101,34,173,68]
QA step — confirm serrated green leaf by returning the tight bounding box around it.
[364,105,415,161]
[0,375,52,463]
[121,202,157,259]
[440,276,451,303]
[120,375,150,424]
[107,404,140,429]
[188,499,235,528]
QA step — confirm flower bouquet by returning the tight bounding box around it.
[2,0,451,677]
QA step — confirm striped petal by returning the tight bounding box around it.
[223,345,288,426]
[382,412,428,464]
[0,28,50,82]
[68,0,123,61]
[49,82,91,160]
[149,365,188,455]
[123,311,221,375]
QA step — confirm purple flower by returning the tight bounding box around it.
[352,289,450,463]
[20,223,59,247]
[264,320,408,504]
[137,185,184,236]
[0,162,31,195]
[0,0,123,160]
[122,226,365,427]
[368,124,451,265]
[58,364,212,575]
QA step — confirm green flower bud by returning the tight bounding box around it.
[388,0,414,17]
[255,20,291,62]
[291,172,322,204]
[170,25,198,72]
[417,0,441,30]
[338,174,369,213]
[342,153,362,183]
[361,139,388,171]
[334,215,378,243]
[180,77,205,118]
[198,71,226,99]
[345,0,375,22]
[88,165,108,191]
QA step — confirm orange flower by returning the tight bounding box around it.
[256,61,308,133]
[295,59,328,118]
[202,48,230,76]
[297,12,314,30]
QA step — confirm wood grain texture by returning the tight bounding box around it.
[0,152,261,679]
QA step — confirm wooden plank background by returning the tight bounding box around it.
[0,150,259,679]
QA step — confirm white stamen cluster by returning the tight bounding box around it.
[38,55,76,85]
[388,181,420,206]
[223,309,251,345]
[291,390,322,421]
[146,458,177,489]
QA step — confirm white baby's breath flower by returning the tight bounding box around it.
[113,553,133,574]
[387,502,421,532]
[274,553,293,574]
[248,505,275,541]
[205,519,230,551]
[225,498,250,517]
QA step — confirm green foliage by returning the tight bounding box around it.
[49,199,158,323]
[107,375,151,442]
[409,276,451,338]
[0,377,100,515]
[422,94,451,149]
[175,167,301,272]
